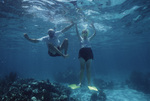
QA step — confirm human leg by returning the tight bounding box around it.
[48,44,63,57]
[86,59,92,86]
[60,38,68,55]
[79,58,86,85]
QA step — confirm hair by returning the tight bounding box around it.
[48,29,55,35]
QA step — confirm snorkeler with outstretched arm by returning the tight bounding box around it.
[24,22,74,58]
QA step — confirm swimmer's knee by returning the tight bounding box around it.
[64,38,68,41]
[63,38,68,44]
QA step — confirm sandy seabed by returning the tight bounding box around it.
[70,86,150,101]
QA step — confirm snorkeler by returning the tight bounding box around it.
[75,23,96,86]
[24,22,74,58]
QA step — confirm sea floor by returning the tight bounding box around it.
[105,88,150,101]
[70,85,150,101]
[1,72,150,101]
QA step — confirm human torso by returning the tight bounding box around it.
[39,31,61,47]
[80,38,91,48]
[38,31,62,54]
[46,36,60,47]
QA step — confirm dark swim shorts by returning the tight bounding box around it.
[78,48,94,62]
[48,47,61,57]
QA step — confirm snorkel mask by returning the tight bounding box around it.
[82,30,89,37]
[48,29,55,38]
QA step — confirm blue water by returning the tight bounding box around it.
[0,0,150,82]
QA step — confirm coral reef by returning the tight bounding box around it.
[0,72,18,97]
[0,72,77,101]
[126,71,150,94]
[90,90,106,101]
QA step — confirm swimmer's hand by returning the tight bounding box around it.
[71,21,74,24]
[24,33,29,39]
[91,23,95,29]
[70,20,75,26]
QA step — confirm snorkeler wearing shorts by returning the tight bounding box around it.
[75,23,96,86]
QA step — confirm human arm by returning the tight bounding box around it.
[24,33,40,43]
[89,23,96,40]
[60,22,74,33]
[53,47,68,58]
[75,24,82,41]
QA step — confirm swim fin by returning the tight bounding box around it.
[88,86,98,91]
[68,84,80,89]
